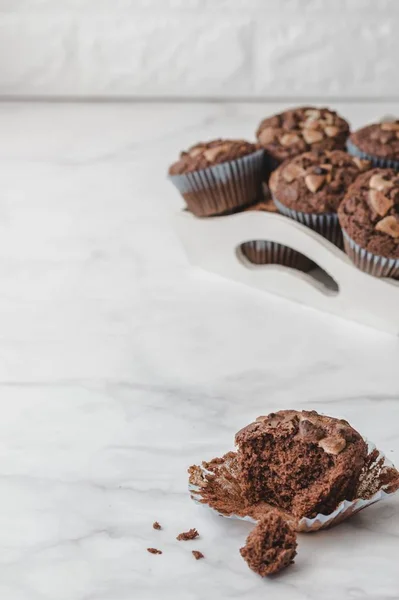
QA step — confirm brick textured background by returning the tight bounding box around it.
[1,0,399,98]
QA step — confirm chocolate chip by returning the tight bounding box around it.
[368,189,394,217]
[302,129,324,144]
[299,419,325,440]
[369,173,394,192]
[375,215,399,238]
[305,173,325,193]
[324,125,340,137]
[318,436,346,455]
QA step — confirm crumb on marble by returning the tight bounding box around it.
[153,521,162,530]
[147,548,162,555]
[176,528,199,541]
[192,550,204,560]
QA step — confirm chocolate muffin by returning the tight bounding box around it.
[235,410,368,520]
[271,150,370,246]
[168,139,264,217]
[240,512,297,577]
[338,168,399,278]
[256,106,350,173]
[239,199,315,271]
[347,121,399,169]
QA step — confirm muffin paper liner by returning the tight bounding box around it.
[168,149,265,217]
[273,196,343,248]
[240,240,315,271]
[346,139,399,171]
[342,230,399,279]
[188,442,399,533]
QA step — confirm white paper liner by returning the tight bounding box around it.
[188,442,399,533]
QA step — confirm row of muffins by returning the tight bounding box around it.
[168,106,399,279]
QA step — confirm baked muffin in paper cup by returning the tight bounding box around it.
[168,140,264,218]
[338,168,399,279]
[256,106,350,171]
[188,444,399,533]
[342,229,399,279]
[270,150,371,250]
[239,198,315,271]
[347,120,399,170]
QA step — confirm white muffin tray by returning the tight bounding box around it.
[174,210,399,334]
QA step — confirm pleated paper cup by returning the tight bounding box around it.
[273,196,343,248]
[346,139,399,171]
[342,229,399,279]
[240,240,315,272]
[168,149,265,217]
[188,444,399,533]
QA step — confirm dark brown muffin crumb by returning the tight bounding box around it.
[152,521,161,530]
[235,409,367,519]
[169,139,258,175]
[192,550,204,560]
[271,150,370,213]
[349,122,399,160]
[176,528,199,541]
[257,107,350,165]
[338,168,399,258]
[240,512,297,576]
[147,547,162,555]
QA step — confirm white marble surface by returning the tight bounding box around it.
[1,101,399,599]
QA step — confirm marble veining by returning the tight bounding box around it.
[0,102,398,599]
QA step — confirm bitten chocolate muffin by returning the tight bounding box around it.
[347,121,399,168]
[168,139,264,217]
[240,512,297,577]
[271,150,370,246]
[235,410,368,519]
[256,107,350,169]
[338,169,399,277]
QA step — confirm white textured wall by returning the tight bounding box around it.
[1,0,399,98]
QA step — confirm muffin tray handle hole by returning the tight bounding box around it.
[236,241,340,296]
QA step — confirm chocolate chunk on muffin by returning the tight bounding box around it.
[168,139,264,217]
[240,512,297,577]
[256,107,350,170]
[271,150,370,246]
[347,121,399,169]
[338,168,399,277]
[235,410,368,519]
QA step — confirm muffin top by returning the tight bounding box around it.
[338,168,399,258]
[169,139,258,175]
[256,106,350,163]
[349,121,399,160]
[271,150,370,214]
[239,512,297,576]
[235,409,365,455]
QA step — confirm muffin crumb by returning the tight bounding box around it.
[240,512,297,576]
[152,521,161,530]
[192,550,204,560]
[147,548,162,555]
[176,528,199,541]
